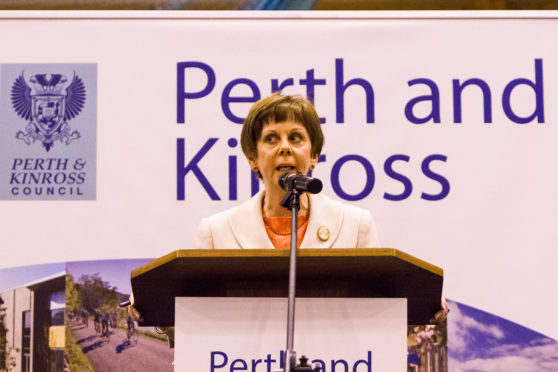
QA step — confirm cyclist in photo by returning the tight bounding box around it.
[94,311,101,334]
[102,312,110,337]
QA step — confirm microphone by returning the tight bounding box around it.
[279,172,323,194]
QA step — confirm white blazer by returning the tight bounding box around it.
[194,191,380,249]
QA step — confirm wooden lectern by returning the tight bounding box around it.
[131,248,443,327]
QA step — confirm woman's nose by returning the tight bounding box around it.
[278,137,292,155]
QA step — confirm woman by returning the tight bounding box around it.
[127,94,382,348]
[195,93,380,249]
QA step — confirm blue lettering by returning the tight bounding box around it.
[353,351,372,372]
[10,173,22,184]
[228,138,238,200]
[251,359,262,372]
[312,359,326,371]
[43,173,52,184]
[279,350,285,369]
[421,154,450,201]
[264,354,276,372]
[57,158,69,170]
[453,78,492,123]
[11,158,69,171]
[207,350,373,371]
[383,154,413,201]
[331,154,375,201]
[335,58,375,124]
[11,158,23,170]
[221,78,261,124]
[230,359,248,371]
[211,351,228,371]
[177,61,216,124]
[332,359,349,372]
[271,78,294,93]
[54,172,65,184]
[177,138,220,201]
[502,58,544,124]
[405,78,441,124]
[77,172,86,184]
[300,69,327,123]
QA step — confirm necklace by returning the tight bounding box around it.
[263,214,309,235]
[261,193,309,217]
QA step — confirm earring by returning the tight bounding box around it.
[249,159,258,172]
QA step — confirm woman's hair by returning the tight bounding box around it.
[240,93,324,160]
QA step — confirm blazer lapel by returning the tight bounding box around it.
[229,191,343,249]
[301,193,343,248]
[229,190,275,249]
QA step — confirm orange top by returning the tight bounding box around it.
[263,215,309,249]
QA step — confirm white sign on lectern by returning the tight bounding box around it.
[175,297,406,371]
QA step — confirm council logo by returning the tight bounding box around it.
[11,72,86,152]
[0,63,97,200]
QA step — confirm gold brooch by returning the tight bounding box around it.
[317,226,330,242]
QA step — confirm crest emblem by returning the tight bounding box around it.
[11,72,86,151]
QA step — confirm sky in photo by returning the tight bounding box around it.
[0,261,65,292]
[448,300,558,371]
[66,258,152,295]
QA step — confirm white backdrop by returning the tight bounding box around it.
[0,11,557,340]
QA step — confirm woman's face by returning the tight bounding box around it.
[250,120,318,194]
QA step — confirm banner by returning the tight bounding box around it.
[175,297,406,371]
[0,10,556,348]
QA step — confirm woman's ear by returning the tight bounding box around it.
[310,155,319,170]
[248,158,258,172]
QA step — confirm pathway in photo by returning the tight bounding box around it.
[71,319,174,371]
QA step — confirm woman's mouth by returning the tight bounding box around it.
[276,165,296,172]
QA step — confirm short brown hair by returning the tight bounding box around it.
[241,93,324,160]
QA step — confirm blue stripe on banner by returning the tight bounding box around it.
[254,0,317,10]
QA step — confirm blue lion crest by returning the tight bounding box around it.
[11,72,86,151]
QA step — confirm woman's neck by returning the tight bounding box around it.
[262,188,309,217]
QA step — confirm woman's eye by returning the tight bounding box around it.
[264,134,277,143]
[290,133,303,143]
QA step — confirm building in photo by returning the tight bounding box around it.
[0,272,65,372]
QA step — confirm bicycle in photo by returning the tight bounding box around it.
[82,310,89,327]
[101,313,111,342]
[127,316,138,345]
[93,313,101,335]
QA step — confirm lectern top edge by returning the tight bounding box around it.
[131,248,443,279]
[389,249,443,277]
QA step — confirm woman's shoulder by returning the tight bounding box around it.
[308,193,379,248]
[201,191,263,226]
[195,209,235,249]
[194,191,267,249]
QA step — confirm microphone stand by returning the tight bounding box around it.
[279,186,321,372]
